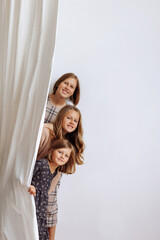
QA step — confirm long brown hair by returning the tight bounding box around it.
[52,105,84,165]
[48,139,76,174]
[52,73,80,105]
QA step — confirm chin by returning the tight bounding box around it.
[67,129,74,133]
[61,92,69,98]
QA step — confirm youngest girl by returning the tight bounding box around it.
[29,139,76,240]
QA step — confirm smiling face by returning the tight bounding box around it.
[62,110,80,134]
[56,77,77,99]
[52,148,71,167]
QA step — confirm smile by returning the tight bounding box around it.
[67,125,73,128]
[62,89,69,94]
[58,158,64,162]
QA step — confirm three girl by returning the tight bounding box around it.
[29,139,76,240]
[29,73,84,239]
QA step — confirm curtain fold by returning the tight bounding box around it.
[0,1,58,239]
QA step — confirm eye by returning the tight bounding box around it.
[74,119,78,123]
[65,154,69,158]
[67,116,71,119]
[58,150,62,154]
[70,85,74,89]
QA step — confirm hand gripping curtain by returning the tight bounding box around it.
[0,1,58,239]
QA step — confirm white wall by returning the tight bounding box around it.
[50,1,160,239]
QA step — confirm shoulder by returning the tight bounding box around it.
[48,94,56,107]
[43,123,55,139]
[36,158,49,167]
[66,100,73,106]
[40,127,50,144]
[33,158,48,174]
[41,124,53,141]
[44,123,54,131]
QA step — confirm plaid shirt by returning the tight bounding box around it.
[46,179,61,227]
[44,97,61,123]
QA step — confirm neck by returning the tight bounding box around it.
[48,160,58,173]
[49,94,66,107]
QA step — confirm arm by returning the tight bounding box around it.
[37,125,52,159]
[48,226,56,240]
[30,159,44,189]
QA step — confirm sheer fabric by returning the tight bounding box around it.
[0,1,58,239]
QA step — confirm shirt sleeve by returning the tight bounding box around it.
[37,127,51,159]
[33,159,42,175]
[31,159,44,185]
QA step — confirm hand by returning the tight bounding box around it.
[28,185,36,196]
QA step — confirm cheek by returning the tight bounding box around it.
[52,153,55,161]
[58,83,64,90]
[64,158,69,163]
[75,121,79,128]
[63,119,68,127]
[61,82,65,88]
[71,88,76,94]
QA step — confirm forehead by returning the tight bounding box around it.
[65,110,80,118]
[57,148,71,154]
[63,77,77,86]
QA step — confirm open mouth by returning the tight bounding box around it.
[67,125,73,129]
[62,89,69,94]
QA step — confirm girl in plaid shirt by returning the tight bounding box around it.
[45,73,80,124]
[38,105,84,240]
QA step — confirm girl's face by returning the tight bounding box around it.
[62,110,80,134]
[56,77,77,99]
[52,148,71,166]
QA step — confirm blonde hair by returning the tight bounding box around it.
[48,139,76,174]
[52,73,80,105]
[52,105,84,165]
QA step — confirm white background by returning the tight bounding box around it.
[50,0,160,239]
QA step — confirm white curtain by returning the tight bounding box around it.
[0,1,58,239]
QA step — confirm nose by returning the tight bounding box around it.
[65,84,69,90]
[61,153,65,158]
[69,118,74,125]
